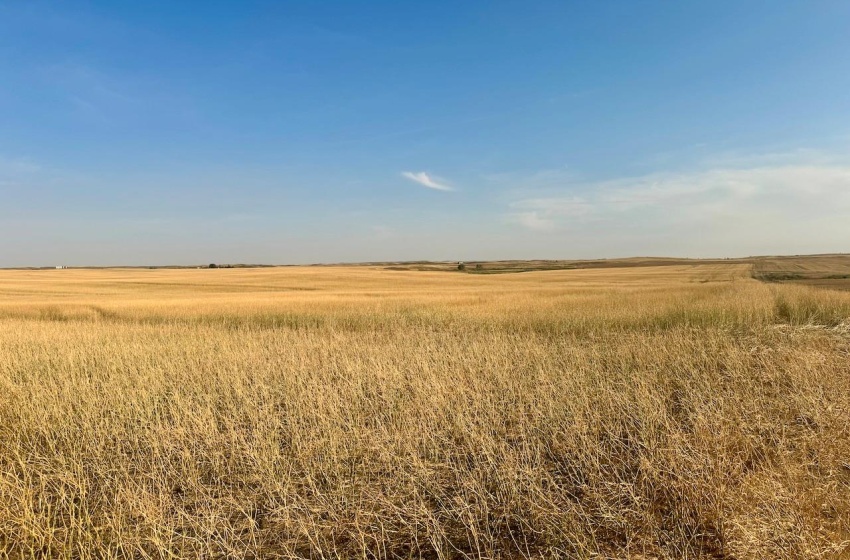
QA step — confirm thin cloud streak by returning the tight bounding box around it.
[509,163,850,231]
[503,155,850,256]
[401,171,453,191]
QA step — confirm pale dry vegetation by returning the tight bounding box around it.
[1,264,849,559]
[754,255,850,292]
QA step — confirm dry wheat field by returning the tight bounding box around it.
[1,264,849,559]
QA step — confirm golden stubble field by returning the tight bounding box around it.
[1,264,849,559]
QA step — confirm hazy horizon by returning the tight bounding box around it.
[3,1,849,267]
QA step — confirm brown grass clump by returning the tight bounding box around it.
[1,264,849,559]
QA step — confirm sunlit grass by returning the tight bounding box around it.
[1,264,849,558]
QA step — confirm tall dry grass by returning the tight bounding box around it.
[0,265,849,559]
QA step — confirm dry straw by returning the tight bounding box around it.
[1,265,848,558]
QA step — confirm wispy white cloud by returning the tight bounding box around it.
[511,164,850,228]
[401,171,453,191]
[504,152,850,256]
[514,211,557,232]
[370,225,394,240]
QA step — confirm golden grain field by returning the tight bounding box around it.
[1,264,849,559]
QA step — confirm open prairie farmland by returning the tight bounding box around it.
[1,264,850,559]
[753,254,850,292]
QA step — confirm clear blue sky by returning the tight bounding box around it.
[2,1,849,266]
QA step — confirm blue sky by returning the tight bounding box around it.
[2,1,849,266]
